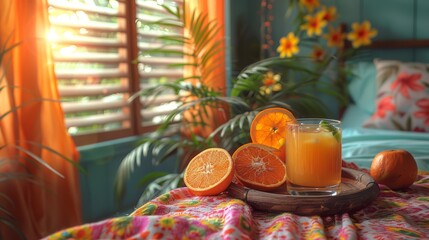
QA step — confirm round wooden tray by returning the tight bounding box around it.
[227,168,379,216]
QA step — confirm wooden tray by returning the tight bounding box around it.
[227,168,379,216]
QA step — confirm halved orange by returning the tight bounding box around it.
[250,107,296,160]
[184,148,233,196]
[232,143,287,192]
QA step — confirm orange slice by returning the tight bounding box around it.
[232,143,287,192]
[184,148,233,196]
[250,107,296,152]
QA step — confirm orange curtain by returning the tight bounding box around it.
[0,1,82,239]
[185,0,226,92]
[182,0,227,139]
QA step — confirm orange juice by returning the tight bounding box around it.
[285,119,342,195]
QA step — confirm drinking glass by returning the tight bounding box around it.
[285,118,342,196]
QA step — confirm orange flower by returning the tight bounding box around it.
[277,32,300,58]
[324,26,345,48]
[310,45,326,61]
[299,0,320,12]
[260,71,282,95]
[347,21,378,48]
[320,6,337,22]
[300,12,327,37]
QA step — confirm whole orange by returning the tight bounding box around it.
[370,149,418,190]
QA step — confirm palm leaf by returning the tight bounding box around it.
[215,96,251,109]
[157,35,188,44]
[236,66,270,80]
[0,217,26,240]
[268,101,293,110]
[238,56,321,78]
[0,97,61,120]
[144,48,189,56]
[209,111,256,139]
[194,21,220,53]
[161,4,180,18]
[0,200,13,219]
[136,173,183,207]
[26,141,85,173]
[157,97,219,131]
[0,172,39,184]
[115,133,187,199]
[138,171,169,187]
[200,41,223,66]
[190,13,208,44]
[129,81,184,103]
[231,74,263,96]
[146,17,184,28]
[0,41,20,65]
[11,145,63,178]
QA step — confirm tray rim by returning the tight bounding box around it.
[227,167,379,216]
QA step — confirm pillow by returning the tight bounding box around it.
[347,62,377,114]
[363,59,429,132]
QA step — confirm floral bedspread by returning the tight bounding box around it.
[46,165,429,240]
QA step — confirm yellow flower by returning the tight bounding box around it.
[324,26,345,48]
[310,45,326,62]
[299,0,320,12]
[347,21,378,48]
[277,32,300,58]
[259,71,282,95]
[300,12,327,37]
[320,6,337,22]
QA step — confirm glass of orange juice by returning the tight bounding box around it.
[285,118,342,196]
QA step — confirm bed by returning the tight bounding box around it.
[340,39,429,171]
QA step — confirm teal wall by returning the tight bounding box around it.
[78,137,178,222]
[228,0,261,77]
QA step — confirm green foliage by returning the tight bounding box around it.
[136,173,182,206]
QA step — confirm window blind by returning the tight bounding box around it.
[48,0,184,145]
[135,0,184,127]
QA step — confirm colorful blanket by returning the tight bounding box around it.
[46,167,429,239]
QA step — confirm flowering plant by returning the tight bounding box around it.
[229,0,378,125]
[260,0,378,107]
[278,0,377,58]
[218,0,378,153]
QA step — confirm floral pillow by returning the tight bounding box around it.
[363,59,429,132]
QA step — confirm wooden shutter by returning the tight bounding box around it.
[48,0,184,145]
[136,0,184,128]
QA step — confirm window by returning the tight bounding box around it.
[48,0,183,146]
